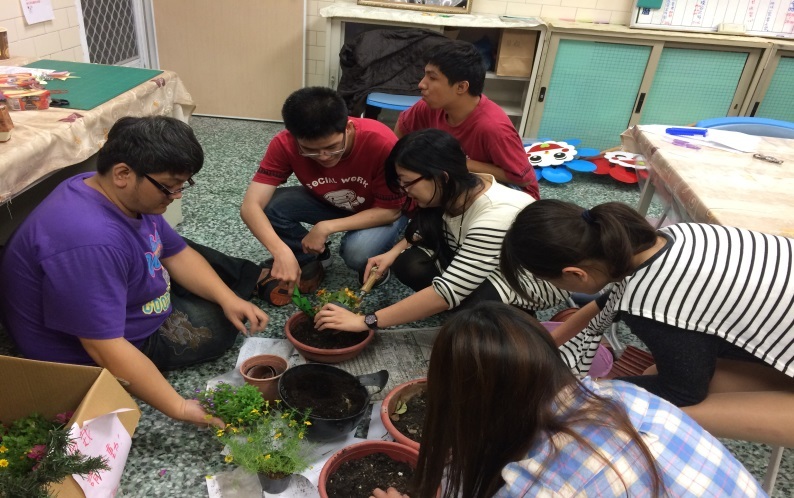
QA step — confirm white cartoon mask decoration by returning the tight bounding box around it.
[525,141,578,167]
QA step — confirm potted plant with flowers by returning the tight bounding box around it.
[194,382,265,427]
[0,411,109,498]
[216,400,314,494]
[287,287,374,363]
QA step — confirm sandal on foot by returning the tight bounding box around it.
[297,260,325,294]
[256,272,292,307]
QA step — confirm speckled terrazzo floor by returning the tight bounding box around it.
[0,115,791,497]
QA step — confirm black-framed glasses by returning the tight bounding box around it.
[143,174,196,197]
[397,176,424,193]
[297,129,347,158]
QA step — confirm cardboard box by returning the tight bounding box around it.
[0,356,141,497]
[495,29,539,77]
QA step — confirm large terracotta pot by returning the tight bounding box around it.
[318,441,419,498]
[380,378,426,451]
[285,312,374,364]
[240,354,288,403]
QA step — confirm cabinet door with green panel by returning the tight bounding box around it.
[530,36,652,150]
[527,33,763,151]
[639,45,759,126]
[748,51,794,122]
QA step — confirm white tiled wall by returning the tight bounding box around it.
[304,0,634,86]
[0,0,84,62]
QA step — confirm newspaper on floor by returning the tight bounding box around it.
[212,327,438,401]
[204,328,436,497]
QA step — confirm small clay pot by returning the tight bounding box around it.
[240,354,288,402]
[381,378,426,451]
[285,312,374,364]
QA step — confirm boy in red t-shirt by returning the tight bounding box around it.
[241,87,406,305]
[395,40,539,200]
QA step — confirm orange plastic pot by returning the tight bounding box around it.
[380,378,426,451]
[285,312,374,364]
[318,441,419,498]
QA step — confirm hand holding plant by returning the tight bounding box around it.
[194,383,265,427]
[292,287,362,318]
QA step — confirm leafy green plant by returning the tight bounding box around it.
[218,401,313,479]
[291,287,362,319]
[194,382,265,427]
[0,412,109,498]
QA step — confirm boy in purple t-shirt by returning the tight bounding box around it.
[395,40,540,200]
[241,87,406,306]
[0,116,268,428]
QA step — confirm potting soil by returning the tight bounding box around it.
[292,314,369,349]
[281,367,368,418]
[326,452,414,498]
[391,391,426,443]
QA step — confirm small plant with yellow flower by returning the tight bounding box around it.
[216,401,313,480]
[292,287,362,318]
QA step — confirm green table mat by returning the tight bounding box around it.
[24,60,163,111]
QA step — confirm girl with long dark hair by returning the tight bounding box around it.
[372,302,764,498]
[314,129,566,333]
[500,199,794,447]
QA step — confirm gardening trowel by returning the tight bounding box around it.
[359,265,381,298]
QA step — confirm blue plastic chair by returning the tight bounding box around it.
[695,116,794,139]
[365,93,421,112]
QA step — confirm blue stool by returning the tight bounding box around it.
[365,93,421,112]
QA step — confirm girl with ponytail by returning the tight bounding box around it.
[501,200,794,448]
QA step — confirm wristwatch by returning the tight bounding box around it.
[364,313,379,330]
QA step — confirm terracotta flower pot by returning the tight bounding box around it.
[240,354,288,403]
[285,312,374,364]
[549,307,579,323]
[380,378,426,451]
[318,441,419,498]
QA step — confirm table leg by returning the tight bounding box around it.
[636,177,655,216]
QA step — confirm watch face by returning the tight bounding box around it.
[365,314,378,328]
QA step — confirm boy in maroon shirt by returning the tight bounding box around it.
[241,87,406,305]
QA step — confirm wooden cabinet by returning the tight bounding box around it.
[526,28,765,150]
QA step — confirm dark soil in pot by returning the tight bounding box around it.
[326,452,414,498]
[291,314,369,349]
[391,391,426,443]
[281,366,368,418]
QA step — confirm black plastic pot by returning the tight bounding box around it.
[278,364,389,441]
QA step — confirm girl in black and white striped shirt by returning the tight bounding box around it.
[314,129,568,334]
[501,199,794,448]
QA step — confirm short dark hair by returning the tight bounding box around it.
[281,87,348,140]
[424,40,486,96]
[97,116,203,177]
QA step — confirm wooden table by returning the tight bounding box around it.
[627,125,794,238]
[0,57,195,241]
